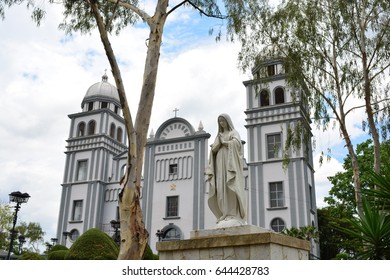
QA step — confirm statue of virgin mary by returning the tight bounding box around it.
[206,113,247,228]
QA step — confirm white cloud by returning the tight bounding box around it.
[313,154,344,208]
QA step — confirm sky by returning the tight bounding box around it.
[0,1,368,250]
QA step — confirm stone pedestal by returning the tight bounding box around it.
[156,225,310,260]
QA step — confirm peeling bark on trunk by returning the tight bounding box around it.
[91,0,169,259]
[360,30,381,175]
[330,32,364,216]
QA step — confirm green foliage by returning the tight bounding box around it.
[1,205,45,253]
[321,139,390,259]
[317,206,361,259]
[0,203,13,251]
[48,250,69,260]
[15,221,45,253]
[281,225,319,243]
[334,160,390,259]
[326,139,390,213]
[334,253,349,260]
[18,251,45,260]
[65,228,119,260]
[364,162,390,211]
[51,244,68,252]
[143,243,159,260]
[0,0,46,24]
[59,0,140,36]
[339,199,390,260]
[47,244,69,259]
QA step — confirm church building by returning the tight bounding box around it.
[56,59,319,257]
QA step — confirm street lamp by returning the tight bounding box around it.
[156,229,164,242]
[18,235,26,254]
[51,237,58,246]
[7,191,30,260]
[110,219,120,245]
[46,243,53,252]
[62,231,70,246]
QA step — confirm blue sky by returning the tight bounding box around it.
[0,1,367,251]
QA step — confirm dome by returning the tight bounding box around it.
[81,73,120,108]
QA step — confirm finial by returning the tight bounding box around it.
[149,129,155,139]
[198,121,204,131]
[173,108,179,118]
[102,69,108,82]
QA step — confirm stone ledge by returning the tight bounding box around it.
[157,231,310,252]
[190,225,271,239]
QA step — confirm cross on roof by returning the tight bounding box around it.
[173,108,179,117]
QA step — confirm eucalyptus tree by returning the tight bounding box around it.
[0,203,13,251]
[233,0,390,216]
[15,222,45,253]
[0,0,247,259]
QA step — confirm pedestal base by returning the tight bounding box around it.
[157,225,310,260]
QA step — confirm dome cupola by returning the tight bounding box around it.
[81,73,121,112]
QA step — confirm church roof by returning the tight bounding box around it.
[81,73,120,107]
[155,117,196,140]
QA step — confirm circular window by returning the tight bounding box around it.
[270,218,285,232]
[69,229,80,241]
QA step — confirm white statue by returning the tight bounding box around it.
[206,113,247,228]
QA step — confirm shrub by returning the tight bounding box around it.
[51,244,68,252]
[65,228,119,260]
[48,250,69,260]
[18,252,45,260]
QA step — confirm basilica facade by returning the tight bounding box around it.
[56,59,319,257]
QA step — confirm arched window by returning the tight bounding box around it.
[117,127,123,143]
[164,228,180,240]
[87,120,96,135]
[77,122,85,137]
[110,123,116,138]
[160,224,182,241]
[275,87,285,104]
[270,218,285,232]
[260,90,270,107]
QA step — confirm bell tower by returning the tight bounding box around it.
[244,58,319,256]
[56,74,127,246]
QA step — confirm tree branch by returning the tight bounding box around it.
[344,97,390,117]
[167,0,228,19]
[106,0,120,30]
[105,0,153,26]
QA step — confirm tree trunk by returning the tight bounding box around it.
[358,8,381,175]
[339,123,363,216]
[118,0,168,259]
[89,0,166,259]
[330,25,364,216]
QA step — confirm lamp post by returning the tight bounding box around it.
[7,191,30,260]
[46,243,53,253]
[51,237,58,246]
[18,235,26,255]
[156,229,164,242]
[110,219,120,245]
[62,231,70,246]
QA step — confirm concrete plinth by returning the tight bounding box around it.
[156,225,310,260]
